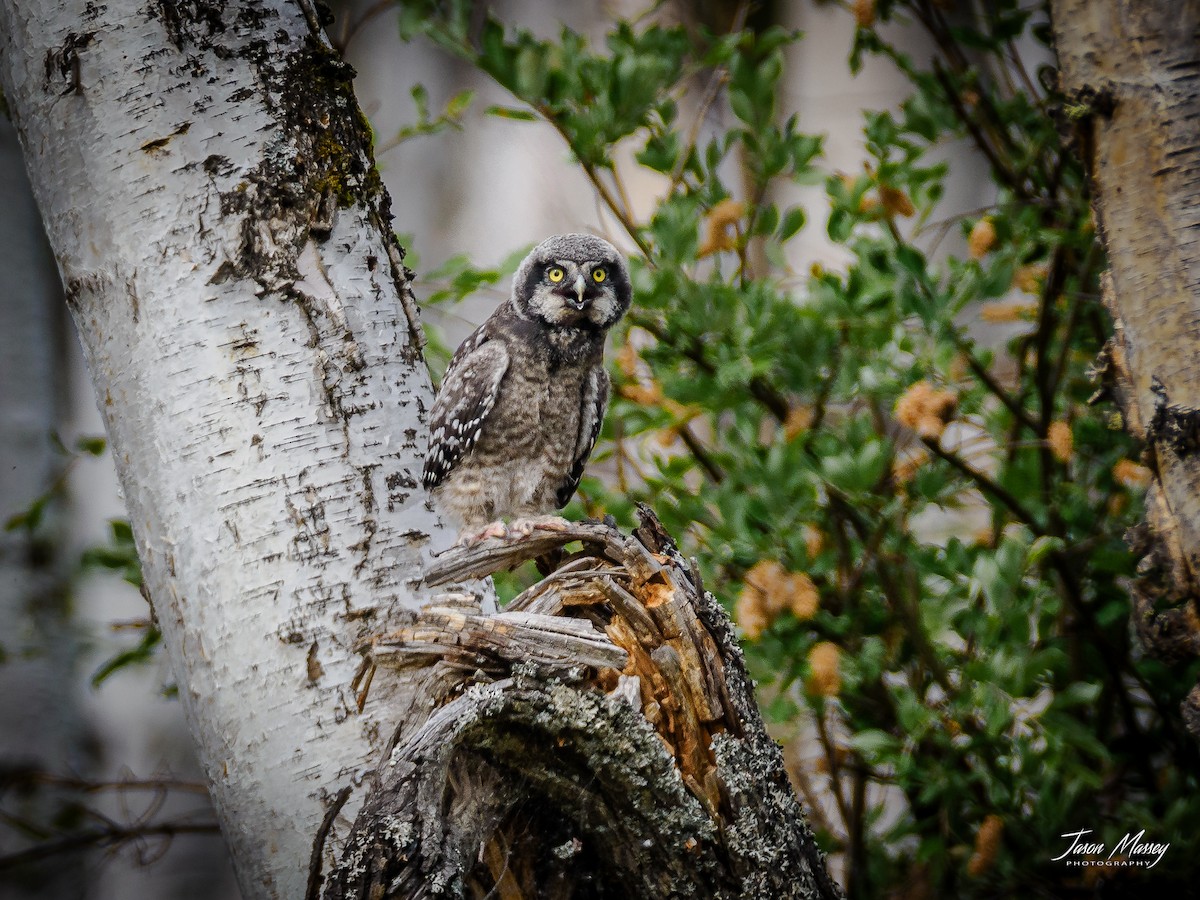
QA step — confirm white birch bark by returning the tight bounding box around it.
[0,3,460,897]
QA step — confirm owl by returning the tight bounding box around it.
[422,234,632,535]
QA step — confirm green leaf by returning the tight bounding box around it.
[778,206,806,241]
[895,244,926,277]
[485,105,538,121]
[849,729,899,757]
[5,495,47,533]
[76,436,107,456]
[827,207,853,243]
[91,627,161,687]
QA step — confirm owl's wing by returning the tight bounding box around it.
[421,331,510,490]
[555,365,610,508]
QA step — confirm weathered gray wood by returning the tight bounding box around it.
[367,607,628,674]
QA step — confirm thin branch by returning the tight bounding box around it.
[0,821,219,872]
[678,424,725,483]
[306,786,353,900]
[667,2,749,191]
[931,59,1027,199]
[952,332,1042,436]
[333,0,393,54]
[813,705,854,841]
[1,771,209,795]
[921,436,1046,534]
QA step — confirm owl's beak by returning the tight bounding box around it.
[571,274,588,310]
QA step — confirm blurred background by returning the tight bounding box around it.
[4,1,1196,898]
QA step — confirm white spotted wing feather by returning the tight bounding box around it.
[422,336,509,491]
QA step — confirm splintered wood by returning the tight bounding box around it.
[363,513,737,821]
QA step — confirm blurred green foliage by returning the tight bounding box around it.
[400,1,1200,896]
[4,433,160,689]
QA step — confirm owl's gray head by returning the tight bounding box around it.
[511,234,631,331]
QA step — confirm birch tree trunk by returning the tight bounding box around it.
[0,3,457,897]
[1050,2,1200,734]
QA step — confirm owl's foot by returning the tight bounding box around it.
[510,515,571,537]
[453,520,509,546]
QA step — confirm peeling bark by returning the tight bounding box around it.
[0,3,461,897]
[325,511,842,900]
[1051,2,1200,735]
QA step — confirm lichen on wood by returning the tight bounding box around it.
[323,509,841,900]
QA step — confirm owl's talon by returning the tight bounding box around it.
[508,515,568,537]
[454,520,509,546]
[479,521,508,540]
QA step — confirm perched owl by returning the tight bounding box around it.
[422,234,632,534]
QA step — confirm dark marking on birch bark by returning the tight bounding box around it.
[1148,377,1200,457]
[350,464,379,576]
[151,0,228,51]
[1060,83,1117,121]
[1125,519,1200,663]
[43,31,95,96]
[307,640,325,684]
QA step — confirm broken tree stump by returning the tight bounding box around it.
[322,507,842,900]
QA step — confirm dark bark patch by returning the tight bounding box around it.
[307,639,325,684]
[1149,376,1200,457]
[43,31,95,96]
[202,153,234,177]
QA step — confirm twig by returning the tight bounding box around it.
[1,771,209,795]
[334,0,393,54]
[931,60,1027,199]
[953,334,1042,436]
[0,821,219,871]
[667,1,749,190]
[678,425,725,483]
[306,786,353,900]
[921,437,1045,534]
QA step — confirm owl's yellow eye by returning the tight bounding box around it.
[592,268,607,283]
[547,266,565,283]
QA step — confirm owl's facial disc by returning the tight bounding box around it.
[513,234,631,330]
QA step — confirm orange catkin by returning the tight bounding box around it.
[968,217,997,258]
[895,381,958,440]
[1047,421,1073,463]
[967,814,1004,877]
[807,642,841,697]
[879,185,915,217]
[1113,458,1151,488]
[698,198,745,257]
[853,0,876,28]
[737,561,820,639]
